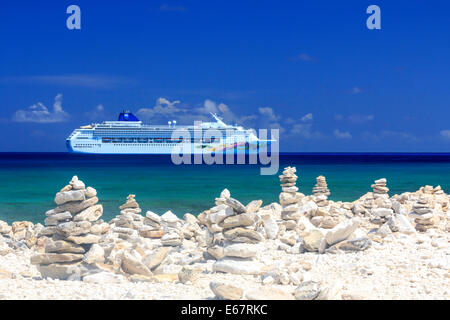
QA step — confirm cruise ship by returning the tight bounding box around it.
[66,111,272,154]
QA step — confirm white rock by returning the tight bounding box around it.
[391,200,407,215]
[263,216,279,240]
[83,244,105,264]
[54,190,85,205]
[161,211,179,224]
[262,275,275,285]
[298,215,316,233]
[85,187,97,198]
[212,257,264,275]
[220,189,231,199]
[298,201,318,216]
[388,214,416,234]
[44,211,72,226]
[209,207,235,224]
[71,180,85,190]
[83,272,124,284]
[324,218,360,247]
[371,208,394,218]
[145,211,161,223]
[223,243,259,258]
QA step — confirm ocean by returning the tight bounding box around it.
[0,153,449,224]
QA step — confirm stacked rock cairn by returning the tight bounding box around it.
[279,167,302,228]
[312,175,330,207]
[309,175,342,229]
[372,178,389,199]
[199,189,264,275]
[367,178,394,225]
[110,194,144,240]
[141,210,164,239]
[160,211,184,246]
[411,196,435,232]
[31,176,110,280]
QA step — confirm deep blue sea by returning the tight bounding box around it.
[0,153,449,224]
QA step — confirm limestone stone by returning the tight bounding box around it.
[66,234,101,245]
[324,218,360,247]
[143,247,171,270]
[387,215,415,234]
[220,189,231,199]
[53,197,99,215]
[145,211,161,223]
[83,271,124,284]
[121,252,152,277]
[83,244,105,264]
[31,253,84,265]
[221,213,255,229]
[37,262,82,280]
[245,200,262,213]
[44,211,72,226]
[223,243,258,258]
[209,207,235,224]
[71,180,85,190]
[225,198,247,213]
[161,210,180,225]
[85,187,97,198]
[54,190,85,205]
[212,257,264,275]
[294,281,322,300]
[178,266,201,284]
[45,240,85,254]
[210,282,243,300]
[303,230,324,252]
[56,221,92,237]
[223,227,263,243]
[161,232,182,246]
[207,245,225,260]
[73,204,103,222]
[326,238,371,253]
[263,216,279,239]
[139,227,164,239]
[246,287,294,300]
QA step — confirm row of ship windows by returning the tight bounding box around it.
[75,144,185,147]
[100,138,221,143]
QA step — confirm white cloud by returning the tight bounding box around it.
[137,98,184,119]
[297,53,317,62]
[380,130,417,141]
[12,94,70,123]
[336,114,374,123]
[348,114,374,123]
[2,74,133,89]
[258,107,280,122]
[352,86,364,94]
[334,129,352,139]
[85,104,108,121]
[362,130,418,142]
[440,130,450,140]
[301,113,313,122]
[201,99,219,114]
[159,4,187,11]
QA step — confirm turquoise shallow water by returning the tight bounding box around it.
[0,153,449,224]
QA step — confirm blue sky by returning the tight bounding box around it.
[0,0,449,152]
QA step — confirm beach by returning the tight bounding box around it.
[0,164,449,300]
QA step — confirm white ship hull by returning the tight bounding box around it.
[66,111,272,155]
[67,139,266,154]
